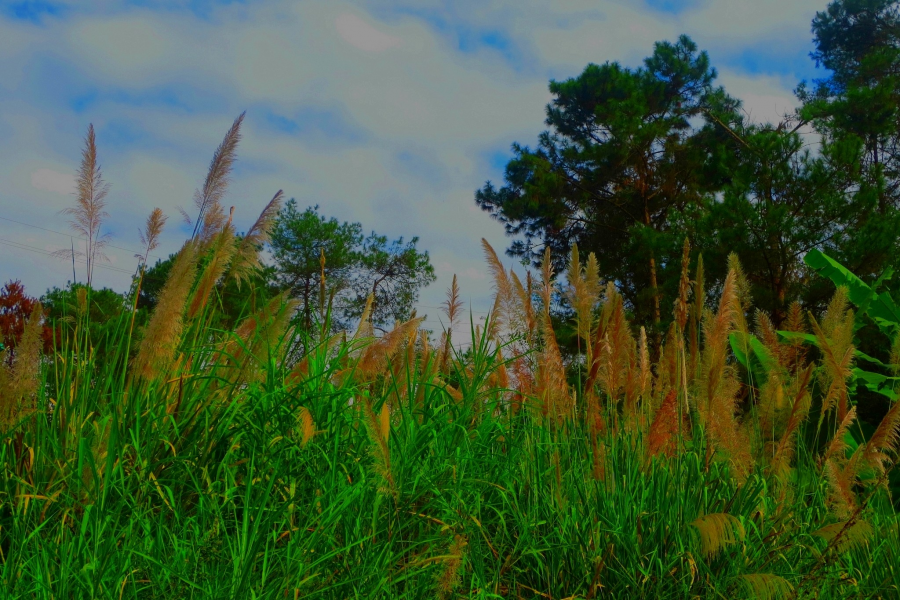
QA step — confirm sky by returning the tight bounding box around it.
[0,0,832,336]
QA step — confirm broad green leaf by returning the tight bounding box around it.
[729,332,776,382]
[804,249,877,312]
[855,350,890,368]
[852,367,900,402]
[776,330,818,345]
[867,293,900,337]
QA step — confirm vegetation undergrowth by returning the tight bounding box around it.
[1,117,899,600]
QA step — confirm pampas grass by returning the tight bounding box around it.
[55,124,111,286]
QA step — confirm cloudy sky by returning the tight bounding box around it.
[0,0,830,333]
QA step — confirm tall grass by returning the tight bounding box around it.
[1,118,899,599]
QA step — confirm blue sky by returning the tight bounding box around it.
[0,0,830,333]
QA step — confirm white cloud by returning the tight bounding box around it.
[0,0,833,312]
[335,12,402,52]
[31,168,76,195]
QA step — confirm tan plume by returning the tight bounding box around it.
[192,112,245,243]
[231,190,284,288]
[55,123,111,286]
[133,242,199,381]
[690,513,745,558]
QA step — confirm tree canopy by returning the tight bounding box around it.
[268,201,435,331]
[476,35,736,333]
[478,14,900,336]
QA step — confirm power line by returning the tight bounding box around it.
[0,215,166,262]
[0,237,140,277]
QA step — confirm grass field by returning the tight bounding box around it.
[1,233,899,599]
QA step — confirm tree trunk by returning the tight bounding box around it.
[644,204,661,327]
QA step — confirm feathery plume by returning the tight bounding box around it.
[861,397,900,477]
[192,112,245,243]
[813,519,873,554]
[350,316,425,384]
[824,455,859,519]
[689,253,705,379]
[1,303,43,426]
[187,224,236,320]
[809,305,854,424]
[436,534,467,597]
[822,406,857,466]
[360,394,397,500]
[890,332,900,375]
[768,365,813,480]
[674,238,691,331]
[690,513,745,558]
[481,238,514,336]
[137,208,167,264]
[535,247,570,422]
[738,575,794,600]
[133,242,199,381]
[231,190,283,288]
[638,326,651,403]
[353,294,375,342]
[647,390,679,458]
[56,124,111,286]
[298,406,315,447]
[441,275,462,373]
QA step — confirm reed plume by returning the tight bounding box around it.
[688,253,705,380]
[192,112,245,244]
[353,294,375,342]
[822,406,857,466]
[137,208,166,265]
[1,303,42,427]
[728,253,751,329]
[347,316,425,384]
[697,269,752,476]
[129,208,167,338]
[690,513,745,558]
[188,224,236,320]
[565,244,602,365]
[738,574,794,600]
[809,294,854,424]
[535,247,570,422]
[824,454,860,519]
[647,390,679,458]
[812,519,873,554]
[510,270,536,349]
[436,534,467,598]
[860,397,900,477]
[481,239,515,336]
[133,242,199,381]
[298,406,315,447]
[56,124,111,286]
[439,275,462,373]
[360,394,397,500]
[768,365,813,481]
[674,238,691,331]
[221,293,298,385]
[230,190,283,288]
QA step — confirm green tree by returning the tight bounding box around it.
[345,233,436,330]
[802,0,900,213]
[268,201,363,331]
[796,0,900,294]
[269,201,436,331]
[475,35,735,333]
[683,117,868,326]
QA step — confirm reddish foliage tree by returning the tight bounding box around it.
[0,280,38,352]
